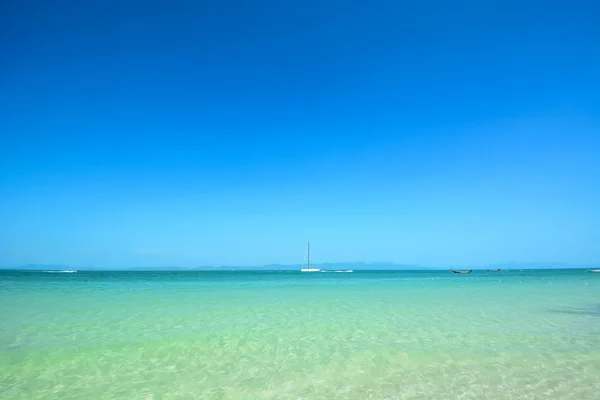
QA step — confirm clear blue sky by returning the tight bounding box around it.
[1,1,599,268]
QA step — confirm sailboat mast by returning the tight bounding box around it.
[307,242,310,269]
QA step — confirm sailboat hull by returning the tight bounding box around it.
[301,268,321,272]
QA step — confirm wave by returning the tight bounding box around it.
[321,270,353,273]
[43,270,77,273]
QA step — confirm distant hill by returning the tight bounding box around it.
[6,262,433,271]
[4,262,598,271]
[316,262,432,270]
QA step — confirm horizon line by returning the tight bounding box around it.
[2,261,599,272]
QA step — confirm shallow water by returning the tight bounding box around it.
[1,269,599,399]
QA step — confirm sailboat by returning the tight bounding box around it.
[300,242,321,272]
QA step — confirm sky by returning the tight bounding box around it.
[1,0,599,268]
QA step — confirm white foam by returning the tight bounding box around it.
[43,270,77,273]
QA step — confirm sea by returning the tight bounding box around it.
[1,269,599,399]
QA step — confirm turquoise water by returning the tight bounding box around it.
[1,269,599,399]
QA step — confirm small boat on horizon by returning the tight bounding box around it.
[299,243,353,273]
[589,269,600,273]
[300,243,321,272]
[451,269,472,274]
[487,269,501,272]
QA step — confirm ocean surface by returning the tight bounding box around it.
[1,269,599,399]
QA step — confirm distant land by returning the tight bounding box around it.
[3,262,599,271]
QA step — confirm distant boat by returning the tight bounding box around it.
[451,269,472,274]
[487,269,501,272]
[589,269,600,273]
[300,243,321,272]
